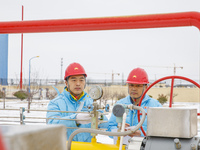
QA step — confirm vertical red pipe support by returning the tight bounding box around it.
[0,131,5,150]
[169,77,175,107]
[20,5,24,89]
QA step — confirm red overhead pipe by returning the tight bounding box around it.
[0,12,200,34]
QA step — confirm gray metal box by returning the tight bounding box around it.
[147,107,197,138]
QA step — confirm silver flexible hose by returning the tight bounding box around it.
[67,105,146,150]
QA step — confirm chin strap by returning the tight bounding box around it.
[66,85,80,100]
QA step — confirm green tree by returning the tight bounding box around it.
[157,94,168,105]
[0,90,5,98]
[14,90,28,101]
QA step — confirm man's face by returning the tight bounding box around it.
[128,83,147,100]
[66,75,86,96]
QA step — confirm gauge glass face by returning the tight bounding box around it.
[88,85,103,100]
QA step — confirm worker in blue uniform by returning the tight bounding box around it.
[46,62,108,142]
[108,68,162,144]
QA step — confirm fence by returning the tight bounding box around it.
[0,108,108,129]
[0,78,127,86]
[1,78,199,87]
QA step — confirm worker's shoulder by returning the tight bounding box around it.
[116,96,130,104]
[49,93,66,103]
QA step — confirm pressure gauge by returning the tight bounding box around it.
[88,85,103,100]
[112,104,125,117]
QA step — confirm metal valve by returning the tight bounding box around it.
[105,104,110,112]
[174,138,181,149]
[87,104,94,112]
[191,143,196,150]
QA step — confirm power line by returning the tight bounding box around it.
[140,63,183,75]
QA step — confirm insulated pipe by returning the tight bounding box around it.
[67,105,146,150]
[0,12,200,34]
[119,113,127,150]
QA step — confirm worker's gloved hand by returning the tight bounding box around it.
[125,126,141,137]
[76,113,92,124]
[125,126,136,131]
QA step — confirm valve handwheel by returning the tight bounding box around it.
[137,75,200,136]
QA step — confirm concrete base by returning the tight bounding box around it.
[0,125,66,150]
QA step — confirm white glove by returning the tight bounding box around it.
[125,126,136,131]
[76,113,92,124]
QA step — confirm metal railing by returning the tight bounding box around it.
[0,108,108,130]
[0,78,127,86]
[1,78,198,87]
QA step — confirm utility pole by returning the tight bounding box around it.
[112,70,120,84]
[122,72,124,85]
[61,58,63,80]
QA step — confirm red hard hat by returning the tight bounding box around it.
[126,68,149,84]
[64,62,87,79]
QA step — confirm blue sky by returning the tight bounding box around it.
[1,0,200,82]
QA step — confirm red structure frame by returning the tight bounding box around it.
[1,11,200,138]
[0,12,200,33]
[20,5,24,89]
[1,11,200,90]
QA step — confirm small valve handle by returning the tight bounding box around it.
[87,104,94,112]
[105,104,110,112]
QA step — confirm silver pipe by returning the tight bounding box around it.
[0,108,19,111]
[24,121,46,123]
[0,108,89,114]
[67,105,146,150]
[28,109,89,113]
[0,116,20,118]
[0,120,20,123]
[26,117,88,121]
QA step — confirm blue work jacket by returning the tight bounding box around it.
[107,94,162,137]
[46,87,108,142]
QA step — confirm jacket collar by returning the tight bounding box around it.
[63,87,86,103]
[128,94,149,105]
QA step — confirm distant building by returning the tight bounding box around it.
[0,34,8,85]
[151,81,167,88]
[174,84,196,88]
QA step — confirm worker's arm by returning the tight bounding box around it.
[46,100,78,127]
